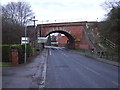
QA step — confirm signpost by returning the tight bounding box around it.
[21,37,29,44]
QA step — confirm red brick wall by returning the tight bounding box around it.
[38,22,92,50]
[11,49,18,65]
[41,25,83,42]
[59,36,68,45]
[56,35,68,47]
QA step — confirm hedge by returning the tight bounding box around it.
[2,44,33,64]
[21,44,33,57]
[2,45,11,62]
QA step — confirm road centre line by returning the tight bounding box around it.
[49,49,51,55]
[61,52,68,57]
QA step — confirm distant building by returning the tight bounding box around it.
[56,34,68,47]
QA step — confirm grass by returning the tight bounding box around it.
[0,62,12,67]
[74,49,85,53]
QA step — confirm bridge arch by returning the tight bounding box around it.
[36,22,95,49]
[45,30,75,49]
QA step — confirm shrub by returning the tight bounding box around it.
[21,44,33,57]
[36,48,40,51]
[27,44,33,57]
[2,45,11,62]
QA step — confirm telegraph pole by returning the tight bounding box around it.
[32,16,38,28]
[30,16,38,48]
[24,16,38,64]
[31,16,38,38]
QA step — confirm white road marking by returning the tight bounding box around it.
[61,52,68,57]
[49,49,51,55]
[49,49,118,87]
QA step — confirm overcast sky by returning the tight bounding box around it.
[2,0,109,24]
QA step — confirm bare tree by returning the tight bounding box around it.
[2,1,34,44]
[2,1,33,25]
[101,0,120,12]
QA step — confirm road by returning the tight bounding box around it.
[45,46,119,88]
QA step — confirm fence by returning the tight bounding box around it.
[101,36,116,49]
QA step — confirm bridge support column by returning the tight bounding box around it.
[75,41,90,50]
[66,40,75,49]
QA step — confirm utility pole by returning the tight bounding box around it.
[31,16,38,38]
[40,21,43,37]
[41,21,44,49]
[24,16,38,64]
[32,16,38,28]
[30,16,38,48]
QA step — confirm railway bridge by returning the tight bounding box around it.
[37,21,97,49]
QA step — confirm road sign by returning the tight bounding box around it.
[21,37,29,44]
[38,37,47,43]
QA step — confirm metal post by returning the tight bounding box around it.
[39,21,43,49]
[24,26,27,64]
[30,16,38,48]
[23,16,38,64]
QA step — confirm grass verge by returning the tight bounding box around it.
[0,62,12,67]
[74,49,85,53]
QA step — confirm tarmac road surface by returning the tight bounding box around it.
[45,47,119,88]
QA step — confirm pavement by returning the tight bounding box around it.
[2,49,48,89]
[45,47,119,88]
